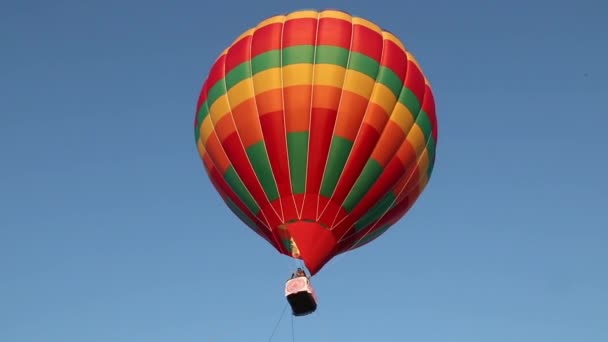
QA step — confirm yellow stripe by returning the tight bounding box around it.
[406,51,422,71]
[200,116,214,144]
[352,17,381,33]
[197,139,206,157]
[342,70,375,99]
[286,10,318,20]
[382,31,406,53]
[256,15,285,28]
[313,64,346,88]
[226,78,255,109]
[418,171,429,191]
[231,28,254,46]
[283,64,313,87]
[369,83,397,115]
[252,68,282,94]
[417,149,430,178]
[320,9,352,21]
[209,94,231,123]
[406,124,426,157]
[390,102,415,133]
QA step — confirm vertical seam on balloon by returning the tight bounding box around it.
[220,43,283,227]
[340,84,433,249]
[315,13,355,221]
[301,11,321,219]
[197,137,272,236]
[328,34,407,230]
[249,22,285,224]
[278,16,299,221]
[327,27,387,229]
[198,88,273,234]
[341,130,433,249]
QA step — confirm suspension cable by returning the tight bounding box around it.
[267,303,288,342]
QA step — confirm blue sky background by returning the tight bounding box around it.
[2,0,607,341]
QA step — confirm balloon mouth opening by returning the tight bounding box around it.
[279,221,337,276]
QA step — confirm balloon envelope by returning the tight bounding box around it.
[194,9,438,275]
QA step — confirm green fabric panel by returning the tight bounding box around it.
[377,66,404,98]
[354,192,396,231]
[315,45,350,67]
[246,141,279,201]
[398,88,421,119]
[223,166,260,214]
[353,224,391,248]
[225,197,260,232]
[416,110,433,141]
[426,136,437,177]
[343,160,384,212]
[283,45,315,65]
[225,63,251,90]
[251,50,281,75]
[320,136,353,197]
[347,52,379,79]
[287,132,308,195]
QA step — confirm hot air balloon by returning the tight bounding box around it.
[194,9,438,315]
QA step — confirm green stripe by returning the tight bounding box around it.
[283,45,315,65]
[376,66,404,98]
[281,239,293,254]
[315,45,349,67]
[426,136,437,177]
[196,45,419,123]
[343,160,384,212]
[225,63,251,89]
[416,111,432,142]
[354,192,395,231]
[353,224,391,248]
[287,132,308,194]
[320,136,352,197]
[246,141,279,201]
[225,197,260,233]
[252,50,280,75]
[224,166,260,214]
[348,52,379,79]
[398,88,421,120]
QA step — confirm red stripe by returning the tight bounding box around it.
[422,85,438,142]
[404,60,426,107]
[222,133,271,211]
[251,22,283,58]
[337,193,415,253]
[330,124,381,214]
[259,111,298,220]
[317,17,352,49]
[205,55,227,98]
[283,18,317,47]
[351,24,383,61]
[225,35,251,75]
[195,80,210,126]
[305,108,337,207]
[208,166,276,246]
[380,40,407,82]
[331,158,407,239]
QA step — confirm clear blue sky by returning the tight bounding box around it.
[2,0,607,341]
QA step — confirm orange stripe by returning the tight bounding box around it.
[312,85,342,110]
[255,89,283,116]
[231,97,264,147]
[370,120,405,166]
[205,132,231,172]
[284,85,311,132]
[395,140,417,167]
[334,91,369,140]
[363,103,390,134]
[214,114,236,144]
